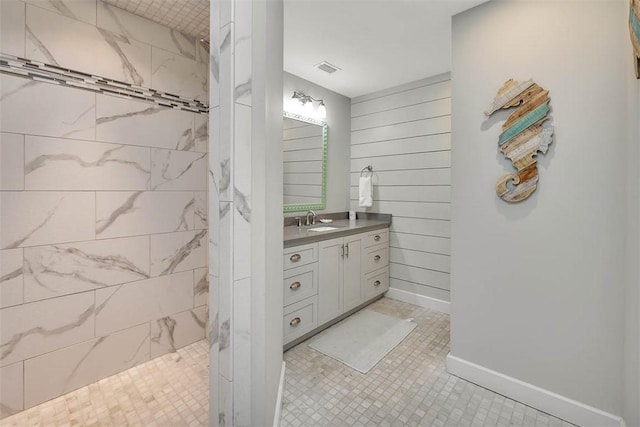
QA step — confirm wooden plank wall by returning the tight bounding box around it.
[283,117,324,205]
[350,73,451,302]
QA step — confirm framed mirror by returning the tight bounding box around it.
[283,111,328,212]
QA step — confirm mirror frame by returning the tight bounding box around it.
[283,111,328,213]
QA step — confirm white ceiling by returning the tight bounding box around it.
[284,0,486,98]
[104,0,486,99]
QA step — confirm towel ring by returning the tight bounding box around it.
[360,165,373,177]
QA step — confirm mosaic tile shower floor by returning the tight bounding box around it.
[0,341,209,427]
[1,298,574,426]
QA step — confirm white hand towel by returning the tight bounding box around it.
[359,176,373,208]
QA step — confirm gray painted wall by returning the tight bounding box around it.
[451,0,628,418]
[283,72,351,216]
[350,74,452,302]
[624,39,640,427]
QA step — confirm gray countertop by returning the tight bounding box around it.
[284,213,391,248]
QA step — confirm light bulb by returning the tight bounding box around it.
[317,102,327,119]
[303,100,315,116]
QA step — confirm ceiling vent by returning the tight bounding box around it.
[315,61,341,74]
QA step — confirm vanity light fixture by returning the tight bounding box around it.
[290,91,327,119]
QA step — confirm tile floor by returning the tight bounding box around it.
[0,340,209,427]
[281,298,575,427]
[1,298,575,427]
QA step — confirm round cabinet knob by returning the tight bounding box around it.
[374,235,381,241]
[290,254,301,262]
[290,281,301,290]
[374,255,381,261]
[374,280,381,287]
[290,317,301,327]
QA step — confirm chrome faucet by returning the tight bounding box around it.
[305,210,317,226]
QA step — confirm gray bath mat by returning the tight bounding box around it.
[308,309,416,373]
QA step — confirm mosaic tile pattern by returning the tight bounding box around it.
[0,54,209,114]
[0,340,209,427]
[282,298,575,427]
[103,0,210,42]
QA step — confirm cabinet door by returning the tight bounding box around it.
[318,237,344,325]
[342,235,363,312]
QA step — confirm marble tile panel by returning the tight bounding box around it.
[151,47,208,101]
[150,149,207,191]
[95,270,193,336]
[0,192,95,250]
[234,104,251,205]
[194,191,208,229]
[208,106,220,201]
[218,202,232,381]
[0,249,23,309]
[97,1,196,59]
[0,133,24,191]
[232,277,251,426]
[26,5,151,86]
[194,114,208,153]
[0,361,23,418]
[233,208,251,281]
[150,230,207,277]
[209,25,220,109]
[23,323,150,408]
[219,0,231,28]
[208,191,220,279]
[208,274,219,347]
[0,75,95,140]
[96,94,196,151]
[150,306,206,358]
[196,40,210,65]
[1,0,25,57]
[233,0,252,106]
[219,375,233,427]
[218,24,234,202]
[95,191,194,239]
[23,236,150,303]
[0,291,95,367]
[194,268,208,307]
[25,136,150,191]
[24,0,97,25]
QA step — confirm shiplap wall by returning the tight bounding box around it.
[283,117,324,205]
[350,73,451,302]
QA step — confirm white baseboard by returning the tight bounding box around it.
[446,354,626,427]
[273,361,286,427]
[385,287,450,314]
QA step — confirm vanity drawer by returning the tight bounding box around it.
[363,267,389,301]
[364,229,389,248]
[283,296,318,344]
[363,246,388,274]
[283,243,318,270]
[284,263,318,306]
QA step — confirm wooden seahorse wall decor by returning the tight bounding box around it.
[631,0,640,78]
[485,79,554,203]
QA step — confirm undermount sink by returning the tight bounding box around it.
[308,226,340,232]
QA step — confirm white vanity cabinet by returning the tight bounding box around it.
[318,234,362,324]
[283,226,390,347]
[361,229,390,299]
[283,243,319,344]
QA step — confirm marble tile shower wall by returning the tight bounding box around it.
[0,0,209,419]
